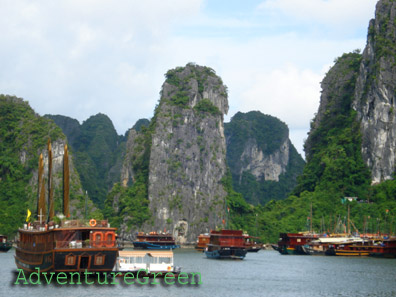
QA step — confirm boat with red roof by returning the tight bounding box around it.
[205,229,247,260]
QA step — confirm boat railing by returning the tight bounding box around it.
[60,219,109,228]
[54,240,116,249]
[16,240,53,252]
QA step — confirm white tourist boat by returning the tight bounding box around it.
[115,250,181,276]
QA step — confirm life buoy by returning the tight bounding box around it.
[167,266,172,271]
[89,219,97,227]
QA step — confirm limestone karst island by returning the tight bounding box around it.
[2,0,396,296]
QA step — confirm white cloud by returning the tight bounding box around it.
[239,65,323,157]
[258,0,377,30]
[0,0,203,134]
[0,0,377,156]
[240,64,322,129]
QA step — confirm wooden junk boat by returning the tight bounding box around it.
[195,233,210,252]
[276,232,319,255]
[205,229,247,260]
[133,232,180,250]
[14,141,118,273]
[302,235,363,256]
[324,236,396,257]
[369,237,396,258]
[244,234,262,252]
[0,235,12,252]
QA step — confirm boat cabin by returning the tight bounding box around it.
[209,230,245,247]
[195,233,210,251]
[116,250,176,273]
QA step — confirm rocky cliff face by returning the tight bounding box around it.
[353,0,396,183]
[225,111,291,182]
[304,51,362,161]
[148,63,229,244]
[225,111,304,205]
[305,0,396,185]
[47,113,126,206]
[238,137,290,182]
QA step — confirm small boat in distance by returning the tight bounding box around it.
[133,232,180,250]
[303,235,363,255]
[205,229,247,260]
[244,234,262,252]
[368,237,396,258]
[114,250,181,276]
[195,233,210,252]
[325,240,371,256]
[0,235,12,252]
[277,232,319,255]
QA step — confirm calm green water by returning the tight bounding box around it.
[2,248,396,297]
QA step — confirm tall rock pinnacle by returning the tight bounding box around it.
[148,63,229,244]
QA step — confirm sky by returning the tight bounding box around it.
[0,0,378,157]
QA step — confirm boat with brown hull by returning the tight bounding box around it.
[244,234,262,252]
[205,230,247,260]
[368,238,396,258]
[195,233,210,252]
[15,141,119,273]
[302,236,363,256]
[325,240,372,256]
[276,232,319,255]
[133,232,180,250]
[324,237,396,258]
[15,220,118,272]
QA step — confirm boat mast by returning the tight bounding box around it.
[37,153,46,223]
[347,204,350,235]
[47,139,55,222]
[310,202,313,234]
[63,144,70,218]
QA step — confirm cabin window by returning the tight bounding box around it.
[159,257,171,264]
[144,254,154,264]
[94,254,105,266]
[65,254,76,266]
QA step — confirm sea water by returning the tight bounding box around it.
[2,248,396,297]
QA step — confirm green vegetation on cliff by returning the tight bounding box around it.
[251,52,396,243]
[47,114,126,207]
[104,121,153,230]
[0,95,94,236]
[165,62,226,110]
[294,51,370,199]
[0,96,63,235]
[224,111,305,205]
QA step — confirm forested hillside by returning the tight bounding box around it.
[225,111,305,205]
[254,51,396,242]
[46,114,126,207]
[0,95,98,236]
